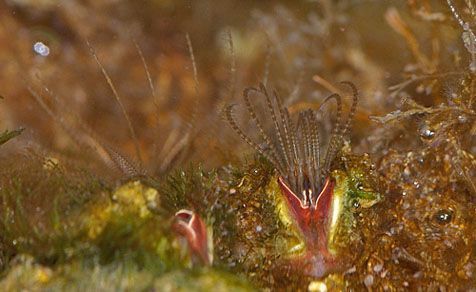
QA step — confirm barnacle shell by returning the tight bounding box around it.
[267,152,381,279]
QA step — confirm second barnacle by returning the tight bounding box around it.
[225,82,380,278]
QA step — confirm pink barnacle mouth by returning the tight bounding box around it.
[277,176,341,277]
[173,209,211,266]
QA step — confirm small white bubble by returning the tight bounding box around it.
[373,263,383,273]
[413,181,420,188]
[413,271,423,278]
[364,274,374,287]
[419,124,435,139]
[33,41,50,57]
[470,60,476,72]
[255,225,262,232]
[458,114,468,123]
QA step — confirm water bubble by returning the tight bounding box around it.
[419,124,435,140]
[373,263,383,273]
[434,209,453,224]
[33,42,50,57]
[364,274,374,287]
[413,271,423,278]
[413,180,420,189]
[458,114,468,123]
[251,168,260,176]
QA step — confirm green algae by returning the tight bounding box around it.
[0,160,255,290]
[0,254,253,292]
[0,155,105,271]
[0,128,23,146]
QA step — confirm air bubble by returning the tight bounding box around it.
[470,60,476,73]
[434,209,453,224]
[458,114,468,123]
[419,125,435,139]
[364,274,374,287]
[33,42,50,57]
[373,263,383,273]
[413,181,420,188]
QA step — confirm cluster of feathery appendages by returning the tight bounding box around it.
[224,81,358,206]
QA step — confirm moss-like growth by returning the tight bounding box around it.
[0,254,253,292]
[0,162,256,290]
[0,154,105,271]
[0,128,23,146]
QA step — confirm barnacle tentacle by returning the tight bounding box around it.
[275,90,298,189]
[86,40,143,165]
[224,104,277,167]
[322,82,359,180]
[308,111,321,191]
[297,110,317,201]
[226,30,237,101]
[340,81,359,139]
[226,81,360,204]
[27,82,145,177]
[322,93,343,179]
[243,87,286,175]
[260,84,293,175]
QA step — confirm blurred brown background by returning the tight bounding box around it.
[0,0,464,171]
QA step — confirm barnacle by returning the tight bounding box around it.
[225,82,358,202]
[225,81,380,278]
[23,31,202,181]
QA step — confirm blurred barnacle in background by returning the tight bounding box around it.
[0,123,248,290]
[0,2,253,288]
[23,33,201,180]
[17,30,245,289]
[0,0,228,180]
